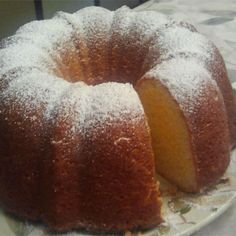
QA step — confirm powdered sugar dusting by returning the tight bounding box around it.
[74,6,114,31]
[158,26,214,60]
[0,18,74,78]
[110,6,136,36]
[1,70,70,120]
[53,82,144,137]
[56,6,114,40]
[80,83,143,134]
[145,58,217,115]
[131,10,170,43]
[0,6,219,135]
[142,21,215,71]
[0,43,55,76]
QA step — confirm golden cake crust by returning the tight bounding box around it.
[0,5,235,233]
[41,84,162,232]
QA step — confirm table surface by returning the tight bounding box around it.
[136,0,236,84]
[137,1,236,235]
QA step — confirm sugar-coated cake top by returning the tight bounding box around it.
[145,57,219,116]
[51,82,145,138]
[0,6,217,127]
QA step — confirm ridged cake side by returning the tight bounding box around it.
[0,70,70,220]
[137,58,230,192]
[42,83,162,232]
[0,5,235,233]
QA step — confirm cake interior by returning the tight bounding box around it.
[136,79,198,192]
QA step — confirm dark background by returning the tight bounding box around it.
[0,0,148,40]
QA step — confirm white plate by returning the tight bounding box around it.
[232,82,236,96]
[0,149,236,236]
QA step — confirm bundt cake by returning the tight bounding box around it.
[0,5,235,233]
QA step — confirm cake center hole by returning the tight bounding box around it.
[55,46,146,85]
